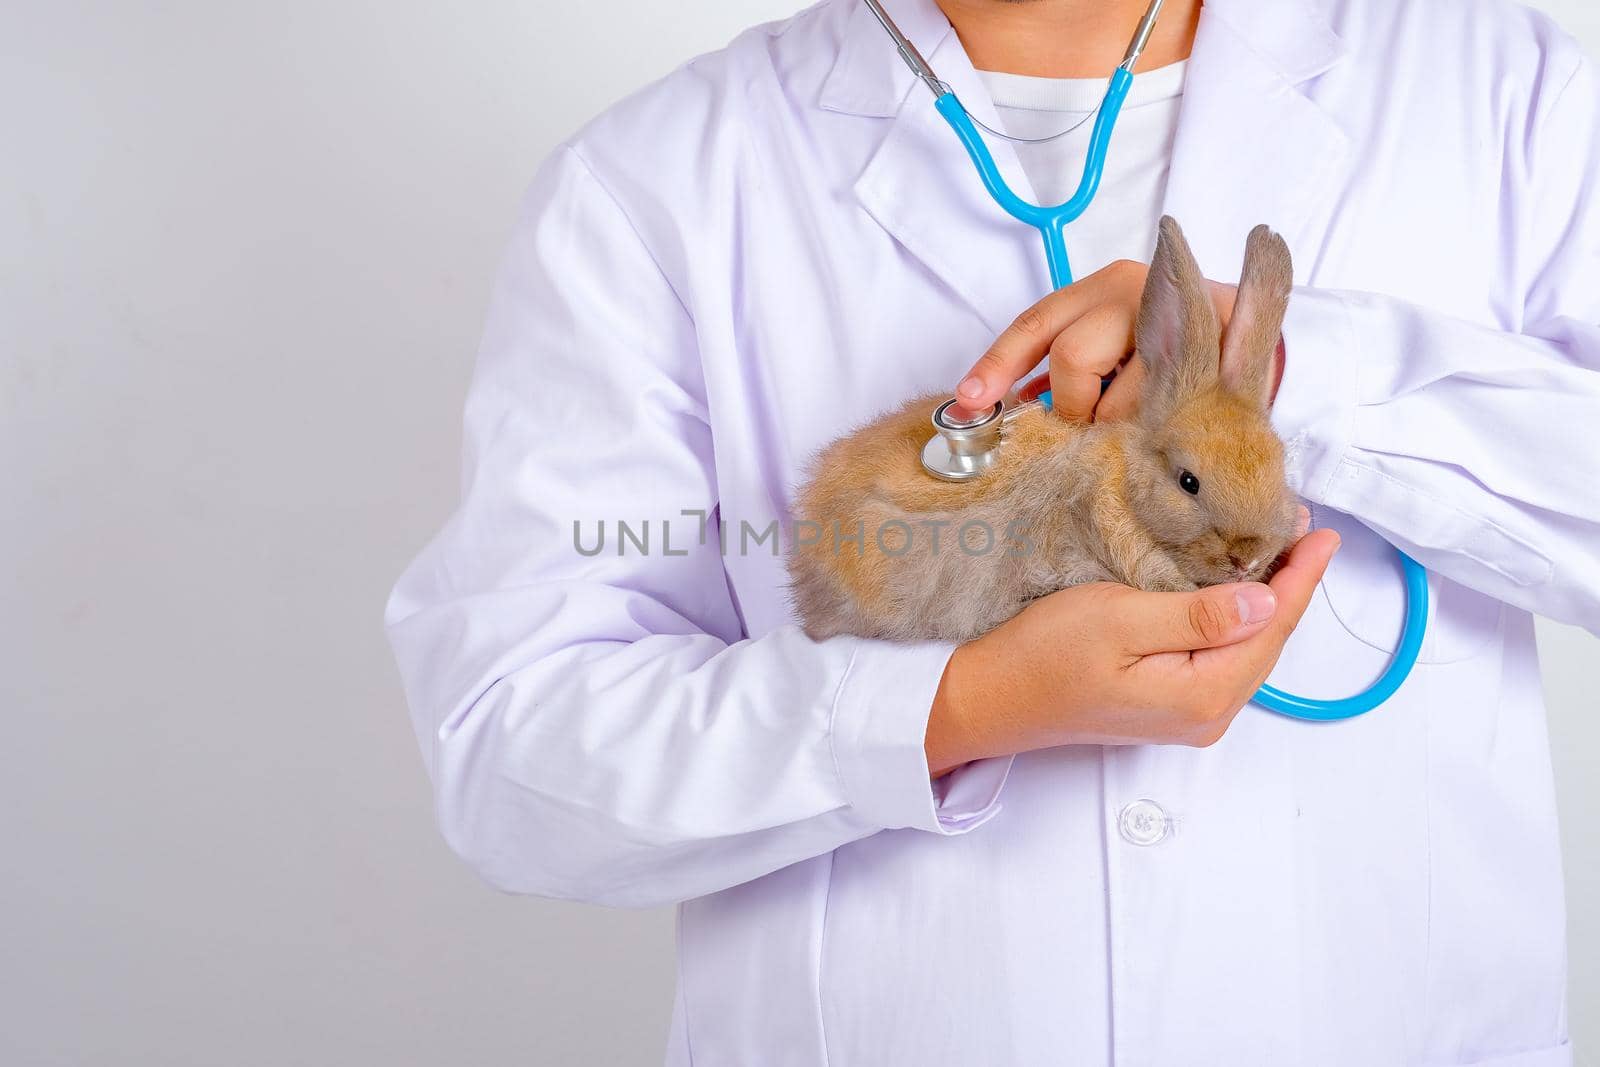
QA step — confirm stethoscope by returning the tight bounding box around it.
[863,0,1429,720]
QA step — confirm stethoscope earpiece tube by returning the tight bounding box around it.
[933,70,1132,291]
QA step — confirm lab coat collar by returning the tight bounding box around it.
[1161,0,1353,281]
[821,0,1353,332]
[820,0,945,119]
[1198,0,1346,86]
[825,0,1056,333]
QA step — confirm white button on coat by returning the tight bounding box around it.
[386,0,1600,1063]
[1119,799,1171,846]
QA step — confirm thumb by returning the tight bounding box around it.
[1124,582,1278,655]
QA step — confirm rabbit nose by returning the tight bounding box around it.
[1226,539,1264,577]
[1227,536,1263,564]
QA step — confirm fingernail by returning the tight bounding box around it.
[1236,584,1277,625]
[957,376,984,400]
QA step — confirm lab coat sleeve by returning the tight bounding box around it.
[1272,56,1600,634]
[384,146,1009,908]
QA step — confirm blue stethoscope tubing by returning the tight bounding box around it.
[935,69,1133,292]
[919,41,1430,720]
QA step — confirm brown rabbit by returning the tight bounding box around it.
[787,217,1300,643]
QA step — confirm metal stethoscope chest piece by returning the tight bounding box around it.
[921,396,1052,482]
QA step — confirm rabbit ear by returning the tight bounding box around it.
[1220,224,1293,407]
[1136,216,1221,414]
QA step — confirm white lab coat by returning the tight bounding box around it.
[386,0,1600,1062]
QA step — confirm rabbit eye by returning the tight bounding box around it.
[1178,470,1201,495]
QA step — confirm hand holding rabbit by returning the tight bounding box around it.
[924,527,1337,774]
[954,243,1281,426]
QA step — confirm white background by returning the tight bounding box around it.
[2,2,1596,1063]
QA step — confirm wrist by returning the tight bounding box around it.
[926,642,981,778]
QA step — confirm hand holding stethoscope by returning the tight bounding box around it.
[948,257,1252,426]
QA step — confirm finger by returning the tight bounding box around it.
[1259,528,1339,640]
[1121,581,1279,656]
[1092,354,1147,423]
[1047,303,1136,422]
[1207,279,1239,325]
[1194,528,1340,680]
[955,293,1081,410]
[955,263,1142,410]
[1264,505,1312,579]
[1018,372,1051,403]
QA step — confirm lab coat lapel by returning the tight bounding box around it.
[1161,0,1352,281]
[823,0,1053,335]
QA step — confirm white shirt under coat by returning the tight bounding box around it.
[977,58,1187,269]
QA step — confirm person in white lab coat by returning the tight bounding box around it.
[386,0,1600,1062]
